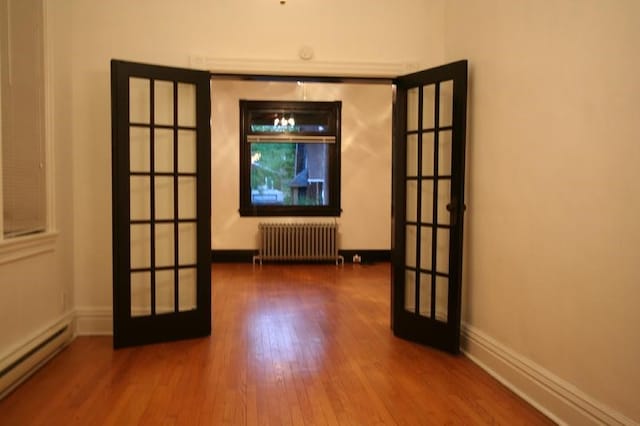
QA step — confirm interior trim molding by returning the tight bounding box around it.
[211,250,257,263]
[461,324,634,426]
[211,249,391,264]
[339,250,390,264]
[75,307,113,336]
[0,232,58,265]
[190,55,420,78]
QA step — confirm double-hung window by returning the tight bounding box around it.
[239,100,341,217]
[0,0,54,263]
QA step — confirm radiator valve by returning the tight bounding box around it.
[352,254,361,264]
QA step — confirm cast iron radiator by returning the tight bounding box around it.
[253,223,344,265]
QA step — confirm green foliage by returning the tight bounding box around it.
[250,143,296,192]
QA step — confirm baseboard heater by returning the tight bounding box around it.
[253,222,344,265]
[0,320,73,400]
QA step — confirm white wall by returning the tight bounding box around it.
[68,0,446,311]
[445,0,640,422]
[211,80,392,250]
[0,0,74,359]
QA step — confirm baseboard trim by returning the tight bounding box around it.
[339,250,390,263]
[461,324,634,426]
[0,311,75,399]
[75,307,113,336]
[211,249,391,264]
[211,249,256,263]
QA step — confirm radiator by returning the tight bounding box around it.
[253,223,344,265]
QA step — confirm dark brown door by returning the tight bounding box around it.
[111,60,211,348]
[391,60,468,353]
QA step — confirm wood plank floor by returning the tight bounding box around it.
[0,263,553,425]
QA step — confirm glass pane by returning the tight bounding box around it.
[406,180,417,222]
[178,83,196,127]
[421,181,433,223]
[421,132,434,177]
[130,224,150,268]
[130,176,150,220]
[439,80,453,127]
[422,84,436,130]
[438,180,452,225]
[249,108,334,135]
[155,224,175,267]
[419,227,432,271]
[155,129,173,173]
[406,87,418,132]
[404,270,416,312]
[406,134,418,177]
[155,270,175,314]
[438,130,452,176]
[155,177,174,219]
[130,272,151,317]
[435,276,448,323]
[178,177,196,219]
[178,222,197,265]
[436,228,450,274]
[130,127,150,172]
[250,143,328,206]
[419,273,432,317]
[179,268,197,312]
[178,130,196,173]
[129,78,150,124]
[154,80,174,126]
[405,225,417,268]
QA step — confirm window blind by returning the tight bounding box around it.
[1,0,46,238]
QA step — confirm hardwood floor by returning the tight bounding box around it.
[0,263,553,425]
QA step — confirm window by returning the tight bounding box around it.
[239,100,341,216]
[0,0,55,263]
[1,0,46,239]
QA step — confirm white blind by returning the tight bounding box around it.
[1,0,46,238]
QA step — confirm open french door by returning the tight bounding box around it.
[111,60,211,348]
[391,60,468,354]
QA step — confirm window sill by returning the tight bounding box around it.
[0,231,59,265]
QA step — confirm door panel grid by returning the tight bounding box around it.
[112,60,211,348]
[392,61,467,354]
[130,77,198,316]
[404,81,452,322]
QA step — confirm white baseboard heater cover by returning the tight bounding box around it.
[0,320,73,399]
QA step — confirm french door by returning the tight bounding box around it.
[391,60,468,354]
[111,60,211,348]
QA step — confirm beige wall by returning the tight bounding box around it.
[445,0,640,421]
[0,0,74,357]
[69,0,446,309]
[211,80,392,250]
[9,0,637,422]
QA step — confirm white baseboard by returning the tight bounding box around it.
[461,324,636,426]
[0,311,75,399]
[75,307,112,336]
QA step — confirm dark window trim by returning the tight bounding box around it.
[239,100,342,217]
[210,73,393,85]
